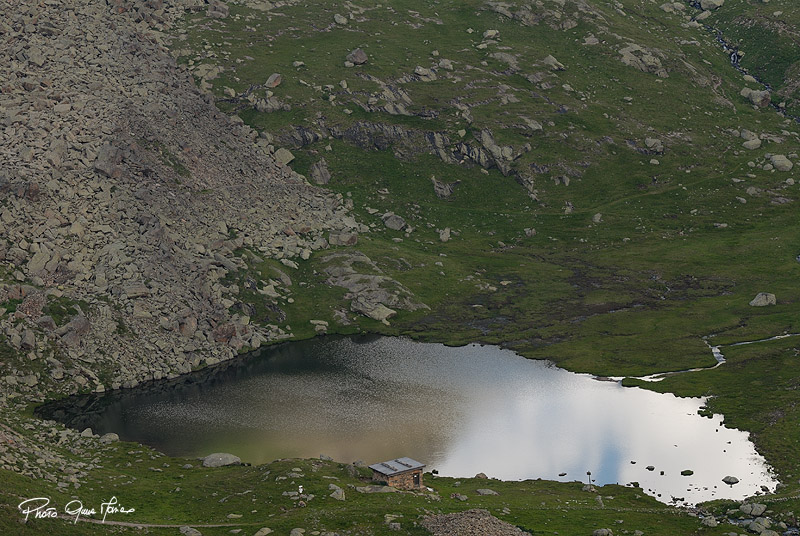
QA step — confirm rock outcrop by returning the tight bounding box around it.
[322,252,427,325]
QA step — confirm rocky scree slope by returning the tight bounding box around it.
[0,0,355,405]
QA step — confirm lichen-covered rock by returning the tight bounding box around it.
[749,293,776,307]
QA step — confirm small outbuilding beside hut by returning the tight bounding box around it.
[368,457,426,490]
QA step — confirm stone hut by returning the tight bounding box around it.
[368,457,426,490]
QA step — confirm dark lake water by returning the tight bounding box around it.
[39,335,776,504]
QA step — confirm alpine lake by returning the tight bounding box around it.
[38,335,777,506]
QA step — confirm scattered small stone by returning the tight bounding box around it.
[422,509,530,536]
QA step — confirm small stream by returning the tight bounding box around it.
[685,0,800,122]
[627,333,800,383]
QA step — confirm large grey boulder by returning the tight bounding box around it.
[542,54,565,71]
[701,516,718,527]
[741,87,771,107]
[722,475,739,485]
[274,148,295,166]
[382,212,406,231]
[644,137,663,153]
[740,503,767,516]
[749,292,776,307]
[743,138,762,150]
[431,176,459,198]
[201,453,241,467]
[20,330,36,351]
[700,0,724,9]
[100,432,120,444]
[265,73,282,88]
[329,484,345,501]
[740,129,759,141]
[770,154,793,172]
[27,250,51,274]
[346,48,368,65]
[94,143,123,178]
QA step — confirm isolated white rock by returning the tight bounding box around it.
[749,293,776,307]
[201,453,241,467]
[542,54,565,71]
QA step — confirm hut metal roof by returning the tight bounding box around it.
[368,457,426,476]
